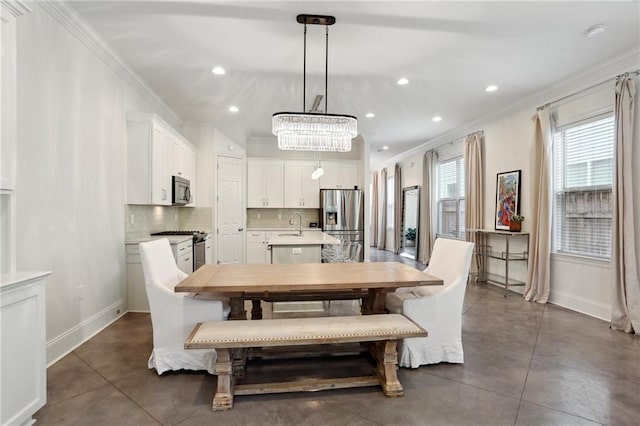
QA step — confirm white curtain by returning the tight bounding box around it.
[611,76,640,334]
[377,168,387,250]
[394,163,402,254]
[370,172,379,247]
[464,132,484,272]
[524,109,554,303]
[418,150,438,263]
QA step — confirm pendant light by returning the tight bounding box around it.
[272,14,357,152]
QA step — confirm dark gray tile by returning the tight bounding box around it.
[46,352,109,405]
[420,342,531,397]
[75,339,153,382]
[522,360,640,425]
[515,401,603,426]
[34,384,159,425]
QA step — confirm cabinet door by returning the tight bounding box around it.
[301,163,320,208]
[184,145,196,205]
[284,163,303,208]
[319,163,340,189]
[177,253,193,274]
[247,160,266,207]
[246,231,266,264]
[151,126,172,205]
[341,163,360,189]
[205,236,213,264]
[263,162,284,207]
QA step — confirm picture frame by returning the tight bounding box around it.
[495,170,521,231]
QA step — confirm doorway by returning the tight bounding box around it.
[216,155,244,264]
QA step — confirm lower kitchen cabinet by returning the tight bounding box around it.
[246,231,272,264]
[205,234,213,264]
[126,239,193,312]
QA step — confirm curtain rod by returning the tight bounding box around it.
[537,69,640,111]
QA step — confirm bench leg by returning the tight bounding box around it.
[229,297,247,320]
[371,340,404,397]
[212,349,234,411]
[232,348,247,379]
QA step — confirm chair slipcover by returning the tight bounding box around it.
[139,238,229,375]
[386,238,474,368]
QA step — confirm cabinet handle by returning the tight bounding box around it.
[184,257,190,262]
[265,198,269,206]
[179,247,186,251]
[238,228,244,232]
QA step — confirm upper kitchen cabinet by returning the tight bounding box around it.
[284,162,320,208]
[127,114,196,206]
[247,159,284,208]
[320,161,360,190]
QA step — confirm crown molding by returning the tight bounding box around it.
[372,49,640,170]
[0,1,30,23]
[36,0,182,127]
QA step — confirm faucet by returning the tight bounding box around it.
[289,212,303,236]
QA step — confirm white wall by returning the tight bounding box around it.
[15,5,170,364]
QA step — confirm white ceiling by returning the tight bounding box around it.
[69,1,640,163]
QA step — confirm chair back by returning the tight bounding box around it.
[139,238,182,290]
[425,238,474,285]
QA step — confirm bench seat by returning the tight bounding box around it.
[185,314,427,411]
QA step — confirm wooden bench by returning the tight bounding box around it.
[185,314,427,411]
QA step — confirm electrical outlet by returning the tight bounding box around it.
[257,213,261,219]
[174,213,178,221]
[116,309,121,315]
[277,213,282,220]
[291,247,302,254]
[78,284,86,301]
[130,214,135,225]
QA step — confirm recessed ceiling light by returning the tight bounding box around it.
[397,78,409,86]
[586,24,606,38]
[382,146,389,150]
[365,112,375,118]
[432,116,442,122]
[228,106,239,113]
[212,66,226,75]
[485,85,498,92]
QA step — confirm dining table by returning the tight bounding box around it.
[175,261,443,320]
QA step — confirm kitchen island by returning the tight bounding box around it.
[267,230,340,264]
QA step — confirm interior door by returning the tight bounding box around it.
[217,155,244,264]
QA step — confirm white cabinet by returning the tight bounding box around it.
[205,234,213,264]
[246,231,272,264]
[1,272,50,426]
[320,162,360,189]
[247,159,284,208]
[284,162,320,208]
[126,238,193,312]
[127,113,197,206]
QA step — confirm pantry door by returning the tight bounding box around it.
[217,155,244,264]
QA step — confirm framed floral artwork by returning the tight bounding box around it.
[495,170,521,231]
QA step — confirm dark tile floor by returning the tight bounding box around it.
[36,249,640,425]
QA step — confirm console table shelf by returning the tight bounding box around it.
[466,229,529,296]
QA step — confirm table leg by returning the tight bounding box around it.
[212,349,234,411]
[371,340,403,397]
[362,289,390,314]
[229,297,247,320]
[251,300,263,320]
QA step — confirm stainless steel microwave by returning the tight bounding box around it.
[172,175,191,205]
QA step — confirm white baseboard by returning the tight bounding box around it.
[549,290,611,321]
[46,299,127,366]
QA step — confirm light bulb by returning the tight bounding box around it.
[311,167,324,180]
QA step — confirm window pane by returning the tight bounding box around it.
[553,115,614,258]
[437,157,465,238]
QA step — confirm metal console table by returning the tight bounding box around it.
[466,229,529,296]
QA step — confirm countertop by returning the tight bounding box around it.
[125,235,193,245]
[267,230,340,246]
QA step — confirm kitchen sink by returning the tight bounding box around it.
[278,233,302,237]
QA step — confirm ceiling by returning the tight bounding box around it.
[69,1,640,164]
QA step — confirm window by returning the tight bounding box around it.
[387,174,394,229]
[437,157,465,239]
[553,114,614,258]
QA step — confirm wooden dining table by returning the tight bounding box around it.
[175,261,443,320]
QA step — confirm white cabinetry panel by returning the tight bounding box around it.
[247,160,283,208]
[320,162,360,189]
[284,162,319,208]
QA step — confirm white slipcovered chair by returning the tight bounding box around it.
[385,237,474,368]
[139,238,230,375]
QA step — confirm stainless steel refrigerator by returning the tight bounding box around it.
[320,189,364,261]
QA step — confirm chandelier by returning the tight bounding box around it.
[272,14,357,152]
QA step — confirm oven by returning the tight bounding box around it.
[150,230,207,271]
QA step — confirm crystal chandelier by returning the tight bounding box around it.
[272,14,357,152]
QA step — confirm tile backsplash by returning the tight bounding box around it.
[125,205,213,239]
[247,208,319,229]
